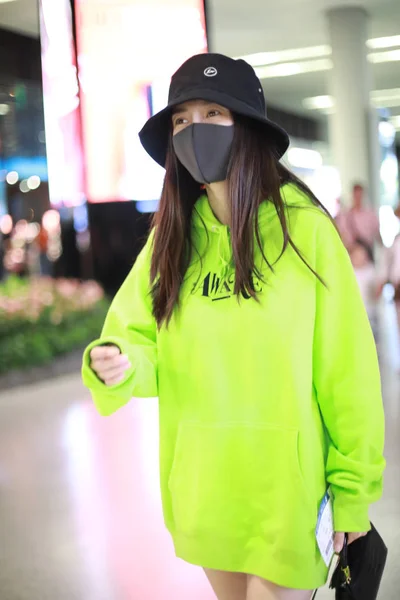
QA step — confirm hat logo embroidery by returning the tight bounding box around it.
[204,67,217,77]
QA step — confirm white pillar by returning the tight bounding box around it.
[327,6,380,207]
[368,106,382,210]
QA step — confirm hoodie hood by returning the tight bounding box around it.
[189,182,315,285]
[192,183,313,234]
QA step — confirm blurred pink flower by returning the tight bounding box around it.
[50,311,62,325]
[0,276,106,320]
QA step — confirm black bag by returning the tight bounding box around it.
[329,523,387,599]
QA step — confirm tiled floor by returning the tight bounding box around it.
[0,302,399,599]
[0,377,212,600]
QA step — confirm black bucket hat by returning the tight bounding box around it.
[139,53,290,167]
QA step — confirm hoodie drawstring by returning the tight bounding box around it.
[213,225,232,280]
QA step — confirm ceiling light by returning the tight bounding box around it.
[241,37,400,72]
[371,88,400,100]
[255,63,303,78]
[369,49,400,64]
[371,88,400,108]
[256,58,333,79]
[302,96,334,110]
[241,36,400,69]
[303,88,400,112]
[240,45,331,67]
[287,148,323,170]
[0,103,10,115]
[367,35,400,50]
[238,35,400,81]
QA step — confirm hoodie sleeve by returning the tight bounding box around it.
[82,231,157,416]
[312,214,385,533]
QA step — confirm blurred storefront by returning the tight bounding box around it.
[0,0,208,291]
[0,28,51,280]
[72,0,208,293]
[1,0,399,292]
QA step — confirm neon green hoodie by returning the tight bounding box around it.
[82,183,385,589]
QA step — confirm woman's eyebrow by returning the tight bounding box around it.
[172,106,188,116]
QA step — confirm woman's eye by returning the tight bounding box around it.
[174,117,184,126]
[208,110,220,118]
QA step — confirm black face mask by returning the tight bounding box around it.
[172,123,235,184]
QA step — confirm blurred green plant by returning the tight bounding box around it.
[0,276,109,374]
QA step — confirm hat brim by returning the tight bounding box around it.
[139,87,290,167]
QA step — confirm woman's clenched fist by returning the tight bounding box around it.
[90,345,131,386]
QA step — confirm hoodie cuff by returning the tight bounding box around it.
[82,336,136,392]
[333,498,371,533]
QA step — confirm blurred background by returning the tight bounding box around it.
[0,0,399,598]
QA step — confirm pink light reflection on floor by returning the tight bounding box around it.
[63,395,215,599]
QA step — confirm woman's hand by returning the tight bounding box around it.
[334,531,368,554]
[90,345,131,386]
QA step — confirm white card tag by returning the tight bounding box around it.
[316,488,335,567]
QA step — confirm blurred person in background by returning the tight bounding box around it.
[377,205,400,330]
[82,54,385,600]
[335,183,382,253]
[336,184,382,334]
[350,239,378,337]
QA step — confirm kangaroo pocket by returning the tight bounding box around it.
[168,421,315,540]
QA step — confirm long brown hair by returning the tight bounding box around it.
[150,115,329,327]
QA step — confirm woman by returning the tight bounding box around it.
[82,54,385,600]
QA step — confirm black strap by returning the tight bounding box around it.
[341,534,349,570]
[311,590,318,599]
